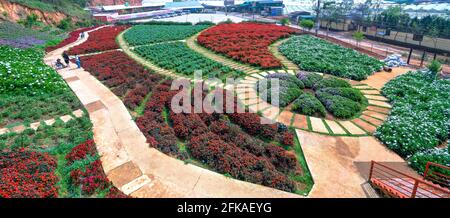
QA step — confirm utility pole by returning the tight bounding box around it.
[315,0,321,35]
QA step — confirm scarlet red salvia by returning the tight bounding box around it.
[68,25,129,55]
[197,23,297,69]
[45,26,99,52]
[0,150,58,198]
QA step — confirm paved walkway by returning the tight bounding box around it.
[269,38,299,71]
[296,129,417,198]
[237,70,393,136]
[44,26,300,198]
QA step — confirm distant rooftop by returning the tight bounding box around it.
[164,1,204,9]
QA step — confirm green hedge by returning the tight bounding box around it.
[291,93,326,117]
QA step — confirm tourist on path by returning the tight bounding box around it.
[75,55,81,69]
[62,51,70,67]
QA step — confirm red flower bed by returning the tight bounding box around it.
[80,51,164,110]
[188,132,295,192]
[66,140,128,198]
[65,139,96,165]
[0,150,58,198]
[68,25,129,55]
[45,26,99,52]
[197,23,297,69]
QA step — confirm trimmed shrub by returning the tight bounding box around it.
[320,87,365,103]
[296,71,323,88]
[316,91,362,119]
[313,76,351,90]
[291,93,326,117]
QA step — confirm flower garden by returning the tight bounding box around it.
[0,45,126,198]
[197,23,298,69]
[256,72,368,119]
[375,71,450,173]
[279,35,384,80]
[1,19,449,198]
[123,24,210,46]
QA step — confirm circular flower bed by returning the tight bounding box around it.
[256,72,367,119]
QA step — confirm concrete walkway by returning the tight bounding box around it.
[296,129,417,198]
[44,27,300,198]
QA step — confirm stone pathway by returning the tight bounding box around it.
[186,33,261,74]
[269,38,300,71]
[43,26,300,198]
[361,67,413,90]
[0,109,84,135]
[237,70,393,136]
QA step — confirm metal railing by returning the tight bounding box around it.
[423,162,450,189]
[369,161,450,198]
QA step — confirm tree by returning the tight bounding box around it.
[299,19,315,31]
[280,18,290,26]
[427,24,440,49]
[353,30,365,47]
[19,13,39,28]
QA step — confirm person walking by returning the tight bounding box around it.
[62,51,70,67]
[80,32,85,39]
[75,55,81,69]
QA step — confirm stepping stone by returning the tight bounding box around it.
[276,110,295,126]
[259,72,268,77]
[267,70,277,74]
[248,101,271,113]
[11,125,25,133]
[261,107,280,120]
[348,80,363,86]
[277,70,287,74]
[235,88,251,94]
[360,89,381,95]
[240,80,257,84]
[107,161,143,188]
[121,175,152,195]
[73,109,84,118]
[0,128,9,135]
[236,83,254,89]
[360,115,385,126]
[353,85,373,90]
[286,70,295,75]
[309,117,329,133]
[352,118,377,134]
[339,121,366,135]
[369,100,391,108]
[291,114,308,129]
[44,118,55,126]
[363,111,387,121]
[251,74,265,79]
[29,122,41,130]
[85,100,106,113]
[244,98,261,106]
[367,105,391,114]
[324,120,346,135]
[365,95,388,102]
[60,115,73,123]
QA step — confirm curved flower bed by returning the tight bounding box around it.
[135,84,308,193]
[197,23,297,69]
[79,51,165,110]
[256,72,367,119]
[45,26,98,52]
[124,24,210,46]
[134,42,244,80]
[68,25,129,55]
[279,35,384,81]
[375,71,450,174]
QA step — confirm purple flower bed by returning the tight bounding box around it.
[0,36,45,49]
